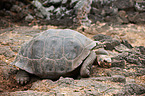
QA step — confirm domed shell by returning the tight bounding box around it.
[11,29,96,78]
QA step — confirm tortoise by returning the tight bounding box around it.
[11,29,111,85]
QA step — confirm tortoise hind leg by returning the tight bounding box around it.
[80,51,96,77]
[16,69,30,85]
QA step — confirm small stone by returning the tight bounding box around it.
[49,0,62,4]
[74,0,92,26]
[125,54,141,65]
[70,0,79,5]
[113,0,134,9]
[32,0,51,20]
[111,58,125,68]
[31,79,55,92]
[138,46,145,55]
[124,83,145,95]
[62,0,67,4]
[10,46,20,52]
[91,77,112,81]
[104,39,121,50]
[135,0,145,12]
[10,5,22,13]
[118,10,126,17]
[114,44,131,53]
[112,75,126,83]
[0,46,15,58]
[118,10,129,24]
[128,12,145,23]
[25,14,34,22]
[121,40,133,49]
[56,77,74,85]
[93,34,113,41]
[46,6,54,12]
[126,79,136,83]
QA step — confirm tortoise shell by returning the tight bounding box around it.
[11,29,96,78]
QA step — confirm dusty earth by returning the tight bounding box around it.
[0,22,145,95]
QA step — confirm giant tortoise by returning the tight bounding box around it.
[11,29,111,85]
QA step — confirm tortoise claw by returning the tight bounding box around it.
[16,70,30,85]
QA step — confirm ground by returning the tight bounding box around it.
[0,21,145,95]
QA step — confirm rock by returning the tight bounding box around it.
[111,75,126,83]
[111,57,125,68]
[0,60,7,66]
[10,5,22,13]
[90,7,101,16]
[104,15,118,23]
[0,46,15,59]
[114,44,131,53]
[56,77,74,85]
[135,0,145,12]
[112,66,138,77]
[125,53,142,65]
[135,67,145,76]
[25,14,34,22]
[75,79,121,95]
[93,34,120,50]
[10,46,20,52]
[32,0,51,20]
[29,76,125,95]
[127,12,138,23]
[117,10,129,24]
[104,39,121,50]
[93,34,113,42]
[92,0,115,8]
[54,7,66,19]
[123,66,145,77]
[126,78,136,83]
[0,65,17,79]
[102,6,118,16]
[46,6,54,12]
[121,39,133,49]
[10,4,29,20]
[91,77,112,81]
[1,90,55,96]
[70,0,79,5]
[135,13,145,24]
[62,0,67,4]
[31,79,55,92]
[137,46,145,55]
[49,0,62,4]
[128,12,145,24]
[35,10,44,18]
[124,83,145,95]
[113,0,134,9]
[74,0,92,26]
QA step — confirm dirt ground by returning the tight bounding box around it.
[0,20,145,93]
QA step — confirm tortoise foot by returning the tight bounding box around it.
[80,51,96,77]
[16,70,30,85]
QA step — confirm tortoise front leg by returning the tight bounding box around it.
[16,69,30,85]
[80,51,96,77]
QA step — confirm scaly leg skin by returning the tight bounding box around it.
[80,51,96,77]
[16,70,30,85]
